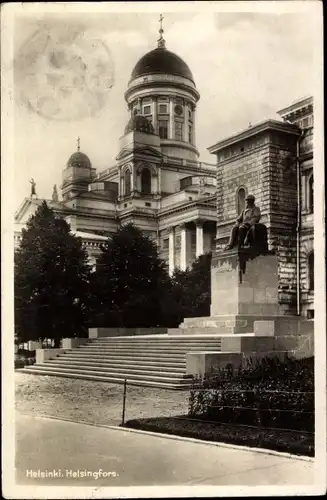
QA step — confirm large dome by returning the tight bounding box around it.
[130,48,194,83]
[67,151,92,169]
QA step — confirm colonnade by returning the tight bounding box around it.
[168,220,205,276]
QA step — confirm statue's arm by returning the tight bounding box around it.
[235,212,243,224]
[249,207,261,225]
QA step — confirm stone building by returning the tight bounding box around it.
[14,25,314,316]
[208,96,314,317]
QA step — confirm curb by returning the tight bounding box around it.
[109,425,314,462]
[17,412,314,463]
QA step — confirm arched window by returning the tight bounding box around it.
[308,252,314,291]
[237,187,246,214]
[141,168,151,194]
[124,169,131,196]
[308,174,313,213]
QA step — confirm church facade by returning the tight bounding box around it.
[14,27,314,317]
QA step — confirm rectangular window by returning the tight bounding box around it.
[159,120,168,139]
[143,105,151,115]
[158,103,168,114]
[175,121,183,141]
[163,238,169,249]
[188,107,193,121]
[188,124,192,143]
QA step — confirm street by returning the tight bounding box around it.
[15,413,313,487]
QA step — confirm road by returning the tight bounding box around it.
[15,413,313,487]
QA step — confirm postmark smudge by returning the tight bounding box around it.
[14,25,115,121]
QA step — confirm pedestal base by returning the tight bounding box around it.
[210,249,279,316]
[179,314,313,336]
[177,250,314,377]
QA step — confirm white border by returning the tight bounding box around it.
[2,1,325,498]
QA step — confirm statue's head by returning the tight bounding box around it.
[245,194,255,206]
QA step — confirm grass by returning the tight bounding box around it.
[123,416,314,457]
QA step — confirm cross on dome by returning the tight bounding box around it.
[77,136,80,152]
[157,14,166,49]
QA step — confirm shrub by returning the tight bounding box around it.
[188,355,314,432]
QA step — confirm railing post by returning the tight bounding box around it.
[255,389,262,448]
[121,379,127,426]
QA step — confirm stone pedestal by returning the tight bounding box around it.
[175,249,313,374]
[210,249,279,316]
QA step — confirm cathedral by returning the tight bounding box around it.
[14,24,314,318]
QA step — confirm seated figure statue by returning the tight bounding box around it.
[224,194,268,254]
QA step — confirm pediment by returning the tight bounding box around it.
[116,146,162,161]
[14,198,37,223]
[15,197,66,223]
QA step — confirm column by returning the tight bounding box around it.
[152,96,157,134]
[196,219,204,258]
[180,224,187,271]
[168,227,175,276]
[157,166,162,195]
[131,163,135,193]
[169,98,174,140]
[183,103,188,142]
[192,105,196,146]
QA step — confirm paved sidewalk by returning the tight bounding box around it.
[15,413,313,487]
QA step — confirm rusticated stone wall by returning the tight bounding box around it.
[214,127,300,314]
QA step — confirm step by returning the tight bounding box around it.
[80,345,222,352]
[18,368,192,390]
[44,360,186,376]
[49,358,186,369]
[29,365,192,383]
[75,346,222,354]
[88,337,222,343]
[89,333,221,339]
[58,353,186,365]
[85,340,222,347]
[59,351,186,364]
[82,339,222,345]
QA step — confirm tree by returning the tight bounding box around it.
[162,252,212,326]
[91,223,169,327]
[15,201,91,346]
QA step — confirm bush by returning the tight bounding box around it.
[16,348,36,358]
[15,359,26,369]
[15,349,36,368]
[188,355,314,432]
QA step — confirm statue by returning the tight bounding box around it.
[29,178,36,198]
[199,176,206,195]
[52,184,59,202]
[224,194,268,255]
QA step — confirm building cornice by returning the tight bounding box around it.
[158,196,216,219]
[277,96,313,119]
[208,120,300,155]
[125,74,200,102]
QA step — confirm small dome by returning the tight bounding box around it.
[125,115,155,135]
[130,48,194,84]
[67,151,92,169]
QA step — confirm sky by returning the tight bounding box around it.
[7,2,322,207]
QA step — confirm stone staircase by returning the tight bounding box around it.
[18,335,223,389]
